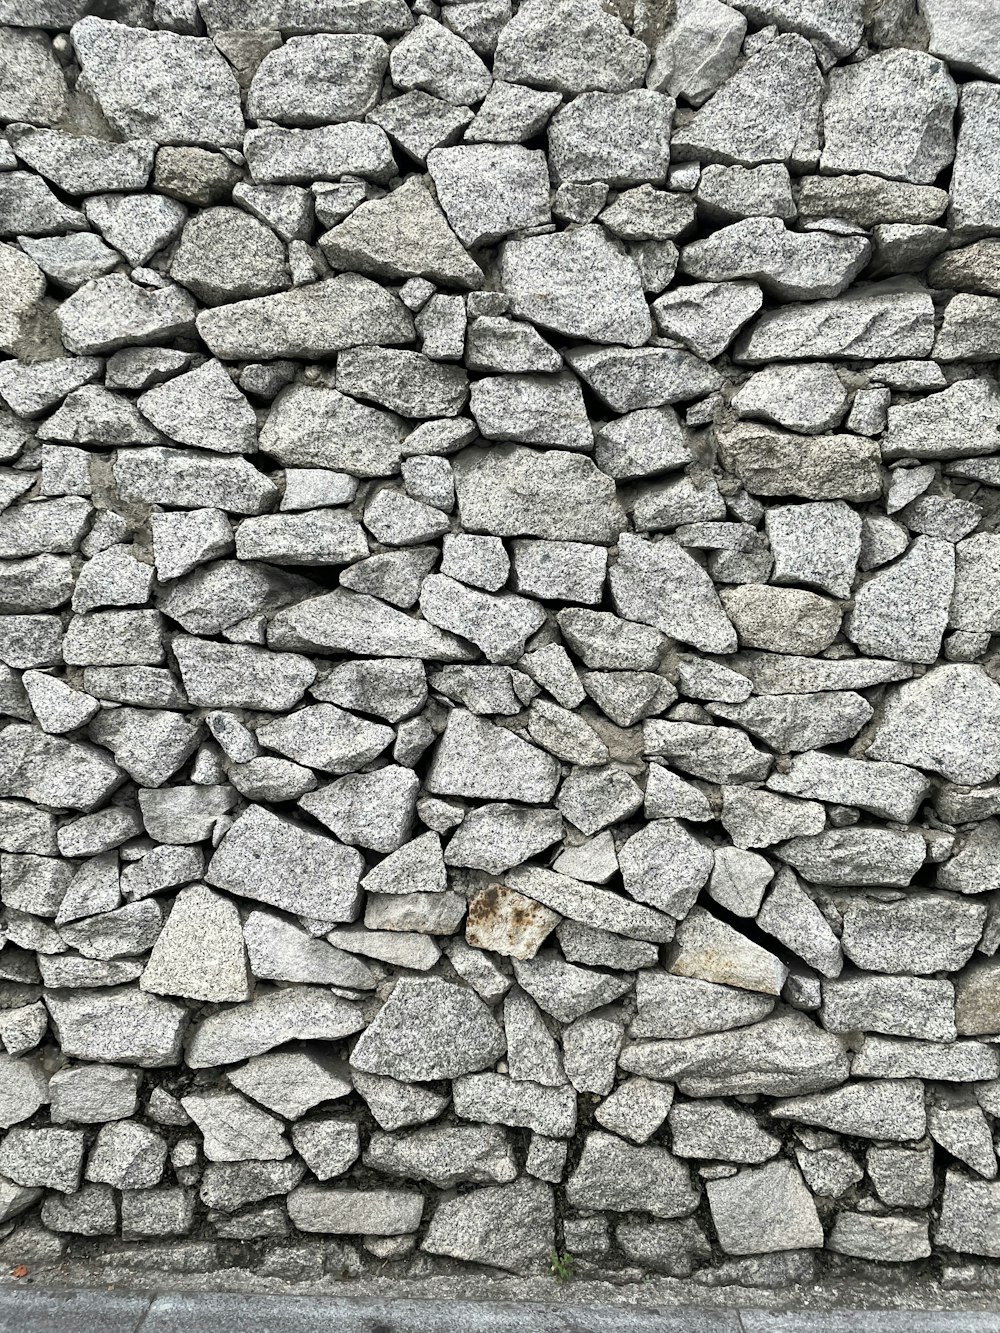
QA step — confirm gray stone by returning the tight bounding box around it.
[772,1079,925,1141]
[682,218,869,301]
[669,1097,780,1164]
[197,274,413,361]
[492,0,647,94]
[444,804,561,875]
[140,884,249,1004]
[821,49,956,185]
[621,1009,850,1097]
[668,907,787,997]
[289,1184,422,1236]
[0,28,69,127]
[671,33,822,169]
[865,665,1000,786]
[422,1178,553,1273]
[733,282,936,364]
[777,825,925,888]
[513,952,632,1022]
[731,362,847,435]
[86,1120,166,1190]
[506,863,673,942]
[822,972,956,1042]
[652,281,762,360]
[840,892,986,974]
[113,449,278,514]
[424,707,559,802]
[501,226,650,348]
[319,177,482,289]
[138,358,256,454]
[206,804,362,921]
[706,1161,823,1255]
[44,986,187,1066]
[245,122,395,185]
[0,1126,83,1194]
[181,1090,289,1162]
[185,986,363,1069]
[469,373,590,451]
[243,910,375,990]
[248,34,386,125]
[261,384,406,476]
[648,0,745,105]
[768,751,930,823]
[71,18,243,146]
[566,1130,698,1218]
[57,275,197,356]
[764,500,860,597]
[696,162,795,223]
[595,1076,674,1144]
[548,90,672,187]
[365,1125,516,1188]
[350,976,505,1081]
[631,971,774,1041]
[290,1121,359,1182]
[41,1182,116,1236]
[716,421,881,501]
[566,344,722,412]
[227,1049,351,1120]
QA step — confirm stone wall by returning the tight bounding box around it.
[0,0,999,1288]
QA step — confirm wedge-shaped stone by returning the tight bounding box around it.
[504,865,674,943]
[883,379,1000,461]
[513,952,633,1023]
[196,274,414,361]
[643,719,771,784]
[768,751,930,823]
[709,693,872,753]
[681,217,869,301]
[173,638,315,711]
[206,804,362,921]
[260,384,405,476]
[609,533,736,654]
[268,588,474,661]
[501,226,651,347]
[621,1010,850,1097]
[350,976,506,1081]
[631,971,774,1041]
[777,826,925,888]
[668,908,787,997]
[137,359,256,455]
[319,177,482,289]
[140,884,249,1004]
[186,986,364,1068]
[57,274,197,355]
[425,709,560,803]
[671,33,821,169]
[0,725,122,812]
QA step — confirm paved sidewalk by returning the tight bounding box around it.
[4,1288,1000,1333]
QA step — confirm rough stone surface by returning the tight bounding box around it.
[0,0,991,1283]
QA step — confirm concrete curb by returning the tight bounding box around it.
[3,1288,1000,1333]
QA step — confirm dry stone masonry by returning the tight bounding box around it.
[0,0,999,1290]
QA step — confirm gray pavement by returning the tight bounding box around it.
[3,1288,1000,1333]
